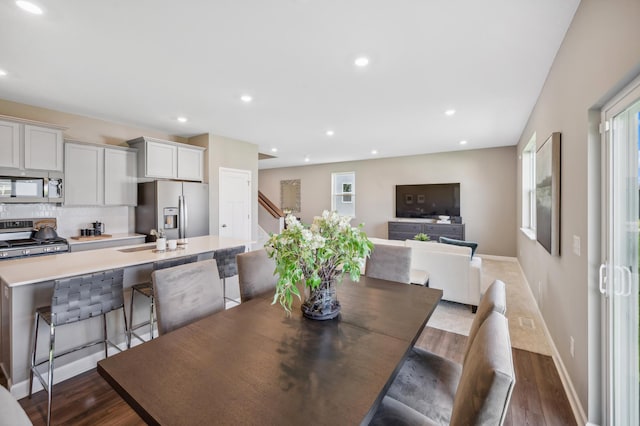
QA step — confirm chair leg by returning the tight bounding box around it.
[46,322,56,426]
[121,305,129,347]
[103,313,108,358]
[222,277,226,302]
[29,311,40,398]
[128,289,136,348]
[149,296,155,340]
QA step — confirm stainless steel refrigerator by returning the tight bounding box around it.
[135,181,209,242]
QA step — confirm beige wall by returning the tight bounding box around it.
[515,0,640,422]
[0,98,186,145]
[260,146,517,256]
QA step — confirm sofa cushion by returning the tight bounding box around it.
[370,396,436,426]
[438,237,478,258]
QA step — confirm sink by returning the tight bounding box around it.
[118,245,156,253]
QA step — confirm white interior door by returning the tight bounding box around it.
[219,167,251,240]
[601,79,640,426]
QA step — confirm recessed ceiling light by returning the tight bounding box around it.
[371,149,378,155]
[0,69,7,77]
[240,94,253,103]
[354,56,369,67]
[304,156,310,163]
[326,130,334,137]
[445,109,456,116]
[177,116,188,123]
[271,148,278,153]
[459,140,468,145]
[16,1,43,14]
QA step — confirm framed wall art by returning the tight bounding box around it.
[536,132,561,256]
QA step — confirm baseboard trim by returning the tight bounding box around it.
[477,254,518,262]
[516,261,588,426]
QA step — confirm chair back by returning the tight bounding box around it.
[154,255,199,271]
[152,259,224,335]
[237,249,278,302]
[365,244,412,284]
[51,269,124,327]
[463,279,506,363]
[450,311,515,426]
[214,245,246,279]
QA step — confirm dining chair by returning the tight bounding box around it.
[371,311,515,426]
[29,268,128,426]
[128,255,199,345]
[237,248,278,302]
[213,245,246,305]
[0,385,32,426]
[152,259,224,335]
[365,243,412,284]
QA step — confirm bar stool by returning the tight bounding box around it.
[128,255,199,345]
[213,245,246,306]
[29,268,128,426]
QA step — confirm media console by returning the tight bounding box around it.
[388,220,465,241]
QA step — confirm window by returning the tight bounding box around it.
[521,133,536,238]
[331,172,355,216]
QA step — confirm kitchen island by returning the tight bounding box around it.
[0,235,250,398]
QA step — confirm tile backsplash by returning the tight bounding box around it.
[0,204,134,238]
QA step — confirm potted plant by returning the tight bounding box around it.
[414,232,430,241]
[150,228,166,251]
[265,210,373,320]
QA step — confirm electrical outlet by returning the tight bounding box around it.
[572,235,581,256]
[570,336,575,358]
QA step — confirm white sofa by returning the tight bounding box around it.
[368,238,482,310]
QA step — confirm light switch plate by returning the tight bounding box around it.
[573,235,581,256]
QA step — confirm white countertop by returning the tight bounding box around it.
[66,233,146,245]
[0,235,251,287]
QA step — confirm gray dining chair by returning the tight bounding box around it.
[29,268,128,426]
[237,248,278,302]
[129,255,199,345]
[371,311,515,426]
[365,244,412,284]
[152,259,224,335]
[213,245,247,305]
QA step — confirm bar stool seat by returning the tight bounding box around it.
[128,255,199,345]
[29,268,128,426]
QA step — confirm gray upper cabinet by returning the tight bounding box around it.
[65,141,137,206]
[0,117,65,173]
[127,136,204,182]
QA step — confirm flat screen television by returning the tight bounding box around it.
[395,183,460,218]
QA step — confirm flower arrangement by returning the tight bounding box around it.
[150,228,166,239]
[265,210,373,317]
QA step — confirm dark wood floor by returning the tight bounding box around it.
[9,326,575,425]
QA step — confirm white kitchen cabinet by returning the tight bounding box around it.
[65,143,104,206]
[0,120,20,168]
[127,136,205,182]
[105,148,137,206]
[0,117,65,172]
[24,125,64,171]
[177,145,203,181]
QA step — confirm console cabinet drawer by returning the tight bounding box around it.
[388,221,465,241]
[388,222,422,233]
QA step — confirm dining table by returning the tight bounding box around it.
[97,275,443,425]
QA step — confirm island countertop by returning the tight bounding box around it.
[0,235,251,287]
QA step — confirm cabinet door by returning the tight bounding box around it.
[177,146,203,181]
[146,141,177,179]
[65,143,104,205]
[24,125,63,171]
[105,149,137,205]
[0,120,20,168]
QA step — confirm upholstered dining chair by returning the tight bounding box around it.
[370,311,515,426]
[365,244,412,284]
[213,245,247,305]
[129,255,199,345]
[237,248,278,302]
[29,268,128,426]
[152,259,224,335]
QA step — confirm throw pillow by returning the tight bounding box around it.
[439,236,478,258]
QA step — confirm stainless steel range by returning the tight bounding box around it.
[0,218,69,260]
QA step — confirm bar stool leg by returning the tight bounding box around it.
[29,311,40,398]
[102,313,109,358]
[46,322,56,426]
[121,306,129,347]
[128,289,136,348]
[149,296,155,340]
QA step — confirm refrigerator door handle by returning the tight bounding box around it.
[178,195,187,239]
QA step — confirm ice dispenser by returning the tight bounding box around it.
[163,207,178,230]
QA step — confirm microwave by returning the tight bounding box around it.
[0,173,64,203]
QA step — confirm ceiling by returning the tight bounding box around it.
[0,0,580,169]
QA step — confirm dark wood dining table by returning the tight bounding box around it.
[97,275,442,425]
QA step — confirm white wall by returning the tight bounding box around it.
[515,0,640,421]
[260,146,517,256]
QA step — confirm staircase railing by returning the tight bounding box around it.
[258,191,284,219]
